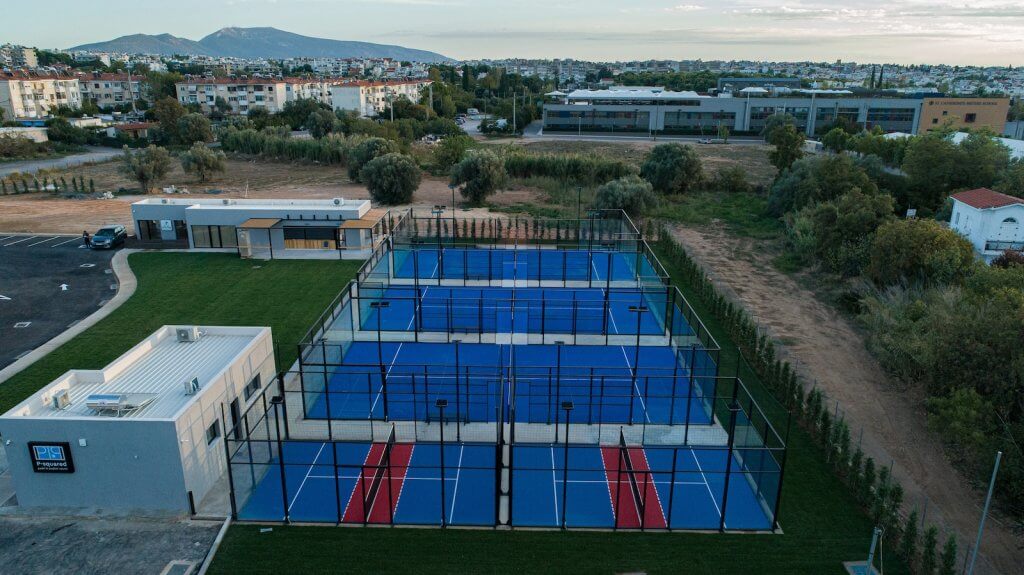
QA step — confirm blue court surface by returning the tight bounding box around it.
[235,441,774,530]
[391,248,658,282]
[237,440,496,525]
[358,286,669,335]
[301,341,718,425]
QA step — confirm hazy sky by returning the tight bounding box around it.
[7,0,1024,65]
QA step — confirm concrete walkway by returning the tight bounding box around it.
[0,146,120,178]
[0,249,138,385]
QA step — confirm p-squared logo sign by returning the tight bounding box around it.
[28,442,74,473]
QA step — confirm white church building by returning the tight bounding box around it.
[949,188,1024,263]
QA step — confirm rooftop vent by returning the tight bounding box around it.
[85,393,157,416]
[183,376,201,396]
[51,389,71,410]
[333,197,344,205]
[176,326,200,343]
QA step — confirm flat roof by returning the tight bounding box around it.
[2,326,269,421]
[239,218,281,229]
[133,198,370,209]
[339,208,388,229]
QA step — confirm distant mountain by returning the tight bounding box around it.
[70,27,451,62]
[71,33,214,57]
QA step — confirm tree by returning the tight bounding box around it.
[45,117,89,145]
[151,97,187,143]
[279,98,324,130]
[991,249,1024,268]
[711,166,752,193]
[180,142,226,182]
[119,145,172,193]
[347,137,399,181]
[807,187,895,275]
[768,154,878,215]
[176,113,213,144]
[639,143,703,194]
[867,219,976,286]
[995,158,1024,197]
[360,153,422,205]
[762,113,795,140]
[592,175,659,216]
[768,124,805,172]
[957,131,1011,189]
[433,135,473,173]
[716,123,730,143]
[450,150,507,206]
[938,536,957,575]
[144,71,184,100]
[920,527,939,575]
[305,109,338,139]
[899,510,920,567]
[821,127,850,153]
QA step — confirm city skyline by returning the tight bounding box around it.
[6,0,1024,66]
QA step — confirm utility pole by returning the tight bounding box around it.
[967,451,1003,575]
[127,63,138,115]
[512,90,516,135]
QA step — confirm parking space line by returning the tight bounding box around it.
[0,236,15,242]
[27,237,60,247]
[51,237,82,247]
[4,236,36,246]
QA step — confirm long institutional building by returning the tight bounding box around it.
[542,86,1010,136]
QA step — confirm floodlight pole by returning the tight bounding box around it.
[967,451,1003,575]
[627,304,648,424]
[436,399,448,528]
[865,526,882,574]
[371,301,391,420]
[450,185,457,241]
[561,401,574,529]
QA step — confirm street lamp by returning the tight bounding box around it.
[432,205,446,281]
[560,400,574,529]
[436,398,449,527]
[448,184,458,241]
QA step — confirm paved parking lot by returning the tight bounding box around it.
[0,234,120,370]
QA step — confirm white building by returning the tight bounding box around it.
[949,188,1024,262]
[175,77,343,115]
[0,72,82,119]
[0,325,276,516]
[77,72,145,108]
[130,197,390,260]
[330,80,432,117]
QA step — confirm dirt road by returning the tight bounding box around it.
[670,224,1020,575]
[0,147,121,178]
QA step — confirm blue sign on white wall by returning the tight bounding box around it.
[28,442,75,473]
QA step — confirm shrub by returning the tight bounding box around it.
[920,527,939,575]
[867,219,976,286]
[180,142,226,182]
[768,154,878,216]
[433,135,473,173]
[176,113,214,144]
[347,137,399,181]
[592,175,659,216]
[45,117,88,145]
[640,143,703,194]
[711,166,752,193]
[360,153,421,205]
[504,152,635,185]
[119,145,172,193]
[450,150,507,206]
[991,249,1024,268]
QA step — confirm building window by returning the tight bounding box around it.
[244,374,262,400]
[283,227,337,249]
[1004,217,1018,224]
[191,225,238,248]
[955,212,960,224]
[964,113,977,123]
[206,421,221,445]
[932,118,938,124]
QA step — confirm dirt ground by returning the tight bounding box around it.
[669,224,1021,575]
[0,158,542,234]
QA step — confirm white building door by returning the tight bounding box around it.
[997,217,1019,241]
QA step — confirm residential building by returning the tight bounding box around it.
[917,98,1010,133]
[716,77,802,92]
[329,79,432,117]
[0,44,38,69]
[78,72,146,108]
[175,76,342,115]
[129,197,391,260]
[0,72,82,119]
[0,325,275,516]
[949,188,1024,263]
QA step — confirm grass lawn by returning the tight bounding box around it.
[651,191,783,240]
[0,252,361,413]
[206,246,906,575]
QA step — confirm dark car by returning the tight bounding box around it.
[90,225,127,249]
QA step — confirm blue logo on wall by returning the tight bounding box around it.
[28,442,74,473]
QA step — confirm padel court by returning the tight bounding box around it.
[391,247,658,283]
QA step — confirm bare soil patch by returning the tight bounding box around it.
[0,158,543,234]
[670,223,1021,575]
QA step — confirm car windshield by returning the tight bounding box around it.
[95,228,116,237]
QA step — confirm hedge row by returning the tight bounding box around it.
[503,152,636,186]
[646,219,959,574]
[1,175,95,195]
[218,129,365,165]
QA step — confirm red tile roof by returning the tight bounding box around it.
[951,188,1024,210]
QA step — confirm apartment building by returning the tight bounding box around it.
[543,87,1004,136]
[0,44,38,69]
[78,73,146,108]
[175,77,342,114]
[329,79,432,117]
[0,72,81,119]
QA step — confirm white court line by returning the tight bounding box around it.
[51,237,82,247]
[368,343,404,417]
[448,445,465,521]
[550,447,560,524]
[26,236,59,247]
[4,236,35,246]
[553,479,707,485]
[288,442,328,512]
[390,444,415,517]
[308,475,457,481]
[689,448,724,527]
[635,448,667,521]
[619,346,652,423]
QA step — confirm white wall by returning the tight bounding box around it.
[950,200,1024,261]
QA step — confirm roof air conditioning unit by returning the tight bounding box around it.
[161,198,169,204]
[176,326,201,343]
[51,389,71,410]
[333,197,344,205]
[222,199,231,205]
[183,376,201,395]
